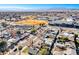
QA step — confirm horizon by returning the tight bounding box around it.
[0,4,79,11]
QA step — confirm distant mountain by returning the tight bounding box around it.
[0,8,79,12]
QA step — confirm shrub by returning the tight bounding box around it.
[39,48,48,55]
[60,37,69,42]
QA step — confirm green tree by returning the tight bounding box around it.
[39,48,48,55]
[18,46,23,50]
[1,22,7,27]
[75,34,78,38]
[60,37,69,42]
[16,30,21,34]
[31,28,36,34]
[0,41,7,54]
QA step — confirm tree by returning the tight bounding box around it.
[16,30,21,35]
[1,22,7,27]
[31,28,36,34]
[0,41,7,54]
[18,46,23,50]
[39,23,45,26]
[16,30,21,37]
[39,48,48,55]
[75,34,78,38]
[22,47,29,55]
[62,37,68,40]
[60,37,69,42]
[18,46,23,55]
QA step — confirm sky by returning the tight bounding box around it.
[0,4,79,11]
